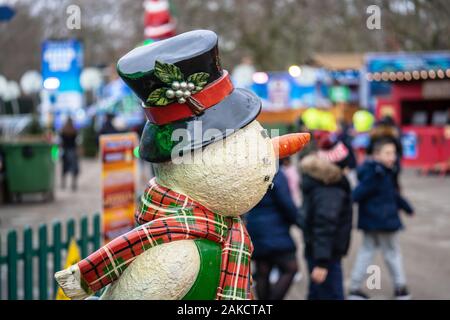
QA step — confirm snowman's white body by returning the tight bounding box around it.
[98,121,277,299]
[100,240,200,299]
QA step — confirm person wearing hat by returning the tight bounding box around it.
[55,30,310,300]
[299,132,353,300]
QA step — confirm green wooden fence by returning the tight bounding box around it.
[0,214,101,300]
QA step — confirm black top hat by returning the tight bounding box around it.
[117,30,261,163]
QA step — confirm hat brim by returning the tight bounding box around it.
[139,88,262,163]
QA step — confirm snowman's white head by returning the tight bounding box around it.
[153,120,310,217]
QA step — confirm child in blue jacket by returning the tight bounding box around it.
[349,138,414,300]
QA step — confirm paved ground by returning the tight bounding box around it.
[1,158,449,299]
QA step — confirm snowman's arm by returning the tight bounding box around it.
[55,219,169,298]
[54,265,93,300]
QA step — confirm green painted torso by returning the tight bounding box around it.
[182,239,222,300]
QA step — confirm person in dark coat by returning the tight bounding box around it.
[367,116,403,190]
[60,117,80,191]
[246,168,300,300]
[299,134,353,300]
[353,160,413,231]
[349,138,414,300]
[336,122,357,170]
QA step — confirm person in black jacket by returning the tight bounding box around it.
[246,168,300,300]
[299,134,353,300]
[60,117,80,191]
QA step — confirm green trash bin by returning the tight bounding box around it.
[0,142,58,202]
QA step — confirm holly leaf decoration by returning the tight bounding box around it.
[146,88,174,106]
[187,72,210,88]
[154,60,183,84]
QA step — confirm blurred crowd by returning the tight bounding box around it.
[245,115,414,300]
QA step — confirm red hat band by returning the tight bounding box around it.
[143,70,234,125]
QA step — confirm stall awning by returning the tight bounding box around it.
[311,53,365,71]
[365,51,450,82]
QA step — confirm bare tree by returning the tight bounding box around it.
[1,0,449,81]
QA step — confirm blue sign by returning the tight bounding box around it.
[42,39,83,92]
[330,69,360,85]
[251,70,324,110]
[402,131,418,159]
[0,5,15,22]
[41,39,84,130]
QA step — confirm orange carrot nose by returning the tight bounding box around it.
[272,133,311,159]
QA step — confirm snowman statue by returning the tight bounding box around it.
[55,30,310,300]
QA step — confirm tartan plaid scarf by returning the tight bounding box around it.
[77,178,253,300]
